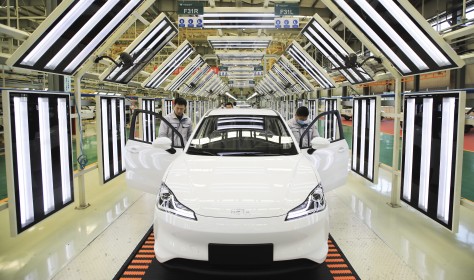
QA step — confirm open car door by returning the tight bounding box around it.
[125,109,185,194]
[300,110,349,192]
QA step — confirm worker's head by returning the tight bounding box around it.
[225,102,234,109]
[295,106,310,126]
[173,97,187,117]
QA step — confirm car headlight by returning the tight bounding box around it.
[157,183,197,221]
[285,184,326,221]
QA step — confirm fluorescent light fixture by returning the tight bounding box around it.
[142,40,194,89]
[57,98,72,203]
[101,13,178,84]
[38,97,55,215]
[7,0,144,75]
[208,36,272,49]
[322,0,464,75]
[220,60,262,66]
[271,65,299,91]
[401,92,464,231]
[225,92,237,100]
[203,7,275,29]
[180,64,211,94]
[438,97,455,223]
[216,50,265,60]
[119,99,126,172]
[418,98,433,211]
[403,98,415,201]
[165,55,204,92]
[191,71,215,95]
[247,92,258,100]
[140,98,156,142]
[13,96,34,227]
[352,99,359,170]
[368,99,375,180]
[5,91,74,235]
[98,96,126,183]
[287,41,335,89]
[359,99,366,174]
[301,14,373,84]
[101,99,110,181]
[277,55,315,92]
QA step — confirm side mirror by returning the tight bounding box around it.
[311,137,330,149]
[152,137,172,150]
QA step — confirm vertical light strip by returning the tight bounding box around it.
[332,100,337,140]
[119,99,126,172]
[101,99,110,180]
[111,99,119,175]
[38,97,55,214]
[418,98,433,211]
[438,97,455,223]
[368,99,375,180]
[324,101,329,138]
[152,100,156,140]
[403,98,416,201]
[147,101,152,142]
[57,98,71,203]
[352,100,359,169]
[141,100,146,141]
[14,96,34,226]
[359,99,367,174]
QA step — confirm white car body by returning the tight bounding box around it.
[125,108,349,273]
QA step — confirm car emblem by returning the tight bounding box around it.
[230,209,250,215]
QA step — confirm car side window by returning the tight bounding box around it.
[300,110,345,149]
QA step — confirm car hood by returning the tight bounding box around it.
[163,154,321,218]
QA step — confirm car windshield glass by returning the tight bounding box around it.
[187,115,298,156]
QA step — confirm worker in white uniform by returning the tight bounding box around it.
[158,97,193,147]
[287,106,319,148]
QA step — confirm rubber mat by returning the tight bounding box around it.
[114,227,360,280]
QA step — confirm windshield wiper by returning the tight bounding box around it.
[186,150,217,156]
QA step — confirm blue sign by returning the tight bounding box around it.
[188,18,194,27]
[197,18,203,28]
[179,18,185,27]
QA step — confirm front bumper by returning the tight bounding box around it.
[153,206,329,266]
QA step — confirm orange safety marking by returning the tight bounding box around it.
[142,245,154,249]
[325,258,345,263]
[328,249,338,252]
[144,241,154,245]
[333,276,357,280]
[138,249,155,254]
[131,259,152,264]
[127,265,149,270]
[123,271,146,276]
[327,253,341,258]
[120,278,143,280]
[328,264,349,269]
[331,270,354,274]
[135,254,155,259]
[328,244,336,248]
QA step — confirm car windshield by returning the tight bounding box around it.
[187,115,298,156]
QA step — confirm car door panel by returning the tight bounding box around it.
[125,110,184,194]
[301,110,349,192]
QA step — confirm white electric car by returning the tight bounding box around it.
[125,108,349,274]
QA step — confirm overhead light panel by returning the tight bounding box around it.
[216,50,265,61]
[203,7,275,29]
[321,0,464,75]
[100,13,178,84]
[7,0,145,75]
[164,55,204,92]
[287,41,336,89]
[142,40,194,89]
[179,64,211,94]
[225,92,237,100]
[208,36,272,49]
[277,55,315,92]
[220,60,262,66]
[301,14,373,84]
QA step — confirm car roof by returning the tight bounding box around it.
[207,108,278,116]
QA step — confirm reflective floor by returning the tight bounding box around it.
[1,168,474,280]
